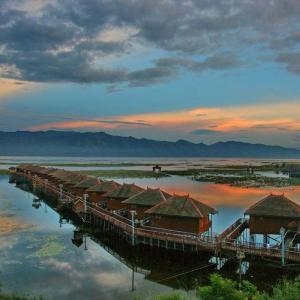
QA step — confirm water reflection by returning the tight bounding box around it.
[1,173,300,299]
[109,175,300,233]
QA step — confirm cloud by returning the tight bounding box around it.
[156,53,242,72]
[28,100,300,133]
[191,129,220,135]
[277,52,300,74]
[0,0,299,87]
[28,118,152,131]
[0,78,39,99]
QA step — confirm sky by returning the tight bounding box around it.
[0,0,300,148]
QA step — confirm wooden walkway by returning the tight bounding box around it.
[218,218,248,243]
[12,171,300,263]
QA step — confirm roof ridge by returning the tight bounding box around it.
[158,189,167,202]
[280,194,300,210]
[145,196,170,213]
[122,189,146,203]
[245,193,300,215]
[188,197,204,218]
[245,194,272,213]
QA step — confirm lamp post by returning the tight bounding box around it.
[280,227,286,266]
[130,210,136,246]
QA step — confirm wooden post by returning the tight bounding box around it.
[59,184,63,201]
[280,227,285,266]
[44,179,48,193]
[130,210,136,246]
[237,250,245,289]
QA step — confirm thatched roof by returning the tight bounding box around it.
[38,168,56,175]
[74,177,102,189]
[48,169,71,179]
[245,193,300,218]
[63,173,88,185]
[86,180,120,193]
[17,164,33,171]
[104,183,144,199]
[145,194,217,218]
[17,164,44,173]
[122,187,171,207]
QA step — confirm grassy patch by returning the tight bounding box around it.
[289,177,300,185]
[0,169,10,175]
[164,164,286,176]
[193,174,293,187]
[82,169,168,178]
[38,162,174,167]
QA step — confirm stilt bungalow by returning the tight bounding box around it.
[244,193,300,235]
[145,194,217,234]
[36,167,57,180]
[72,177,102,196]
[122,187,171,220]
[86,180,121,205]
[47,169,72,185]
[61,173,89,194]
[105,183,144,211]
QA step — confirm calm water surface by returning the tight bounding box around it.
[1,157,300,299]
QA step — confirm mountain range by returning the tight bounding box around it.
[0,130,299,157]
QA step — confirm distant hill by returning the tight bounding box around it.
[0,130,300,157]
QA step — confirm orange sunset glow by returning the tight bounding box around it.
[28,101,300,136]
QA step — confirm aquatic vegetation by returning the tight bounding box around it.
[193,174,292,188]
[82,169,168,178]
[0,170,10,175]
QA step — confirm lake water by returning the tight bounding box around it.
[1,157,300,299]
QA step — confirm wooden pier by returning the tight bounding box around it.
[9,166,300,264]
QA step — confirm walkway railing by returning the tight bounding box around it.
[14,170,300,262]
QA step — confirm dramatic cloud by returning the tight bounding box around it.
[0,0,300,87]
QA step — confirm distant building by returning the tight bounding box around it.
[145,194,217,234]
[152,164,162,174]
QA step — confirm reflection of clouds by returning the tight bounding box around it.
[93,272,128,287]
[0,217,35,236]
[39,254,132,299]
[0,235,19,251]
[43,258,83,279]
